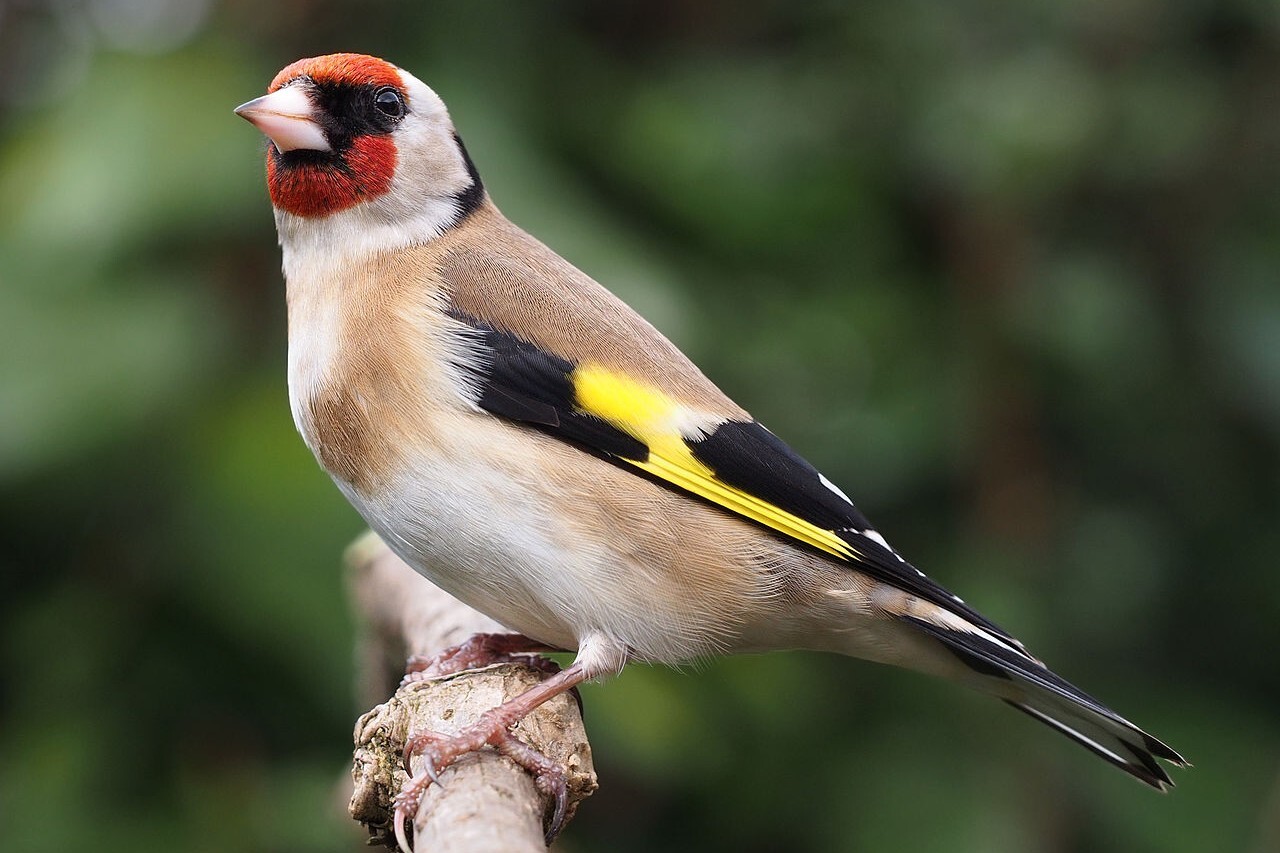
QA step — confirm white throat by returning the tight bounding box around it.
[275,197,462,284]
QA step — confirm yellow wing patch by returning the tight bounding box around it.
[572,363,855,560]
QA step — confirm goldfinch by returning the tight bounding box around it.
[236,53,1186,841]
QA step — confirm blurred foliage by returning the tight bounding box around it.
[2,1,1279,851]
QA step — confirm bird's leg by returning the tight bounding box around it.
[402,632,561,684]
[394,661,590,852]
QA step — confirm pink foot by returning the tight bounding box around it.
[394,725,568,849]
[392,662,589,852]
[402,632,560,684]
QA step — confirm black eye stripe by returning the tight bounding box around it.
[308,83,408,151]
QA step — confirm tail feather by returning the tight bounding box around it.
[1003,697,1176,790]
[902,614,1188,789]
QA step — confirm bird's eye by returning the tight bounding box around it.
[373,87,405,119]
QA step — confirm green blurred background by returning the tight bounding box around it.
[3,1,1278,851]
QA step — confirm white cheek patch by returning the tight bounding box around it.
[272,73,479,268]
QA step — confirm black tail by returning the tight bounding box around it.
[903,615,1188,789]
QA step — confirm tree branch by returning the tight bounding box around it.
[345,532,597,851]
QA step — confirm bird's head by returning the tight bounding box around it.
[236,54,483,255]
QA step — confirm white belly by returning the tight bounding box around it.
[323,409,770,676]
[338,449,590,654]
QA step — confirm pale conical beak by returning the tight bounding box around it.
[234,85,332,154]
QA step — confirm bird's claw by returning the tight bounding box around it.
[392,767,434,853]
[493,727,570,842]
[392,733,451,852]
[393,720,569,851]
[401,730,448,779]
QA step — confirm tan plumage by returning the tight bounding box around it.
[438,204,748,417]
[236,53,1185,844]
[285,197,887,670]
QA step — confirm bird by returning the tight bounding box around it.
[236,52,1186,848]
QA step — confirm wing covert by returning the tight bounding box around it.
[449,309,1018,644]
